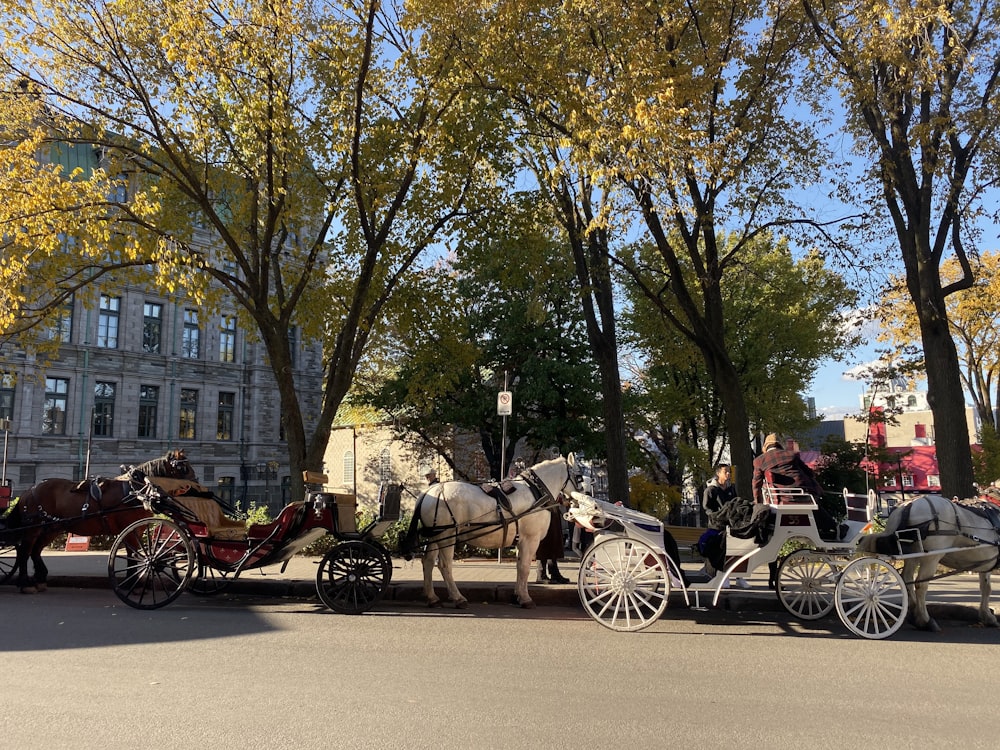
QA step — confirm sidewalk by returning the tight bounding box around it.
[14,548,993,623]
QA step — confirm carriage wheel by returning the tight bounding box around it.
[315,539,391,614]
[776,548,841,620]
[835,557,908,640]
[186,558,233,596]
[0,541,15,584]
[578,536,669,632]
[108,518,195,610]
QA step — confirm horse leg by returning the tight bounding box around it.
[977,572,998,627]
[908,557,940,632]
[31,545,49,593]
[513,539,535,609]
[435,545,467,608]
[15,536,38,594]
[422,545,442,607]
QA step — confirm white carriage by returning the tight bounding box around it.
[565,486,914,639]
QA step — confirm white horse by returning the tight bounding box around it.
[857,494,1000,631]
[399,455,582,609]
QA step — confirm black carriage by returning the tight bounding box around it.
[106,470,400,612]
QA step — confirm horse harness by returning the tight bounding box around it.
[418,469,565,547]
[894,496,1000,580]
[25,476,147,535]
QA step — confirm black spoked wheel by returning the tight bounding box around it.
[315,539,391,614]
[0,540,15,584]
[108,518,195,609]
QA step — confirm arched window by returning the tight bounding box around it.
[343,450,355,486]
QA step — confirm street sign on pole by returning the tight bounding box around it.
[497,391,513,416]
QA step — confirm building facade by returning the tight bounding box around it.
[0,285,324,513]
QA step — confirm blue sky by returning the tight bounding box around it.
[809,355,870,419]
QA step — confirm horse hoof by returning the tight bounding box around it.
[35,583,48,593]
[519,599,536,609]
[454,600,469,609]
[19,586,38,595]
[427,599,444,609]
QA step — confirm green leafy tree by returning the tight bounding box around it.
[356,196,605,479]
[623,233,857,484]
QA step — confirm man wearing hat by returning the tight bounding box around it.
[424,468,439,486]
[751,432,841,541]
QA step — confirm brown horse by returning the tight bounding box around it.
[5,454,194,593]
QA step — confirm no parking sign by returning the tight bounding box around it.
[497,390,512,416]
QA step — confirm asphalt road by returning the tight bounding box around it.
[2,587,997,749]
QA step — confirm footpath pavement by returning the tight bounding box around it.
[14,548,995,624]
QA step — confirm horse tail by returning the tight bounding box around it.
[399,494,426,561]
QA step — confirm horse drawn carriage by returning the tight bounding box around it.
[565,484,1000,638]
[1,457,400,615]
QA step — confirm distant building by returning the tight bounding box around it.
[800,382,979,496]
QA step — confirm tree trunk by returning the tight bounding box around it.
[705,351,755,499]
[918,302,976,498]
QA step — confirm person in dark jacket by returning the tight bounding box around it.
[703,463,738,521]
[535,502,570,584]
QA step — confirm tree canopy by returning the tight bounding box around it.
[803,0,1000,497]
[354,196,605,480]
[623,233,858,486]
[0,0,506,496]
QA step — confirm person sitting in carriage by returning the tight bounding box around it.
[751,433,844,542]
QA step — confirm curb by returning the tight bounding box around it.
[38,574,984,624]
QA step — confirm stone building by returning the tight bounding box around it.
[0,285,324,513]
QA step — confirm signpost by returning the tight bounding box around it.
[497,378,512,564]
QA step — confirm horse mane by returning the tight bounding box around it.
[133,451,198,481]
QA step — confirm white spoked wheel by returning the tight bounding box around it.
[777,548,840,620]
[835,557,908,640]
[578,536,669,632]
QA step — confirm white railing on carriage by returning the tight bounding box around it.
[760,483,819,508]
[843,488,879,523]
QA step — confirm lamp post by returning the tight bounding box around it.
[1,417,11,489]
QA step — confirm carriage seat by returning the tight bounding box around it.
[172,496,247,540]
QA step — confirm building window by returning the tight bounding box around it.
[926,474,940,487]
[0,373,15,422]
[343,450,354,485]
[143,302,162,353]
[92,381,116,437]
[287,325,298,368]
[884,475,897,487]
[179,388,198,439]
[219,315,236,363]
[97,295,120,348]
[182,309,200,359]
[901,474,914,488]
[42,377,69,435]
[217,476,235,504]
[379,447,392,484]
[138,385,159,438]
[216,391,234,441]
[46,299,74,343]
